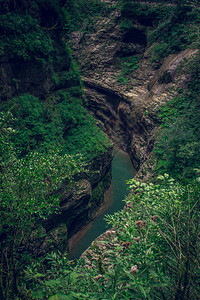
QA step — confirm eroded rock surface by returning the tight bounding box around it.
[68,1,198,170]
[45,145,113,240]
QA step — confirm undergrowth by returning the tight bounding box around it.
[1,90,110,160]
[154,53,200,182]
[117,55,140,84]
[24,175,200,299]
[120,1,200,64]
[63,0,113,33]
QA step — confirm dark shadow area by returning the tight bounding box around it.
[123,28,147,45]
[138,17,154,27]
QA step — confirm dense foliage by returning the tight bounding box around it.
[0,0,200,299]
[0,0,110,159]
[0,0,111,299]
[1,91,110,160]
[0,0,66,62]
[120,0,200,63]
[24,175,200,299]
[63,0,113,33]
[0,13,54,61]
[154,54,200,182]
[0,111,87,299]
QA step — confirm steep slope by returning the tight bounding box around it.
[68,0,198,171]
[17,1,200,299]
[0,0,113,251]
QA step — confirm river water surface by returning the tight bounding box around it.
[68,149,136,260]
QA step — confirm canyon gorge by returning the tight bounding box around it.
[0,1,200,298]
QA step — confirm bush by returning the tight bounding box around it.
[26,175,200,299]
[2,91,110,160]
[63,115,111,160]
[117,55,141,84]
[0,112,87,299]
[0,13,54,61]
[148,43,170,63]
[147,4,200,61]
[154,56,200,181]
[63,0,111,33]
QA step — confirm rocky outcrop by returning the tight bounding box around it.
[45,144,113,240]
[24,144,113,256]
[28,224,68,257]
[68,1,198,171]
[45,179,92,239]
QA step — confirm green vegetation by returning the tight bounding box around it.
[5,92,109,160]
[0,111,87,299]
[154,54,200,181]
[0,0,110,62]
[0,13,54,61]
[120,1,200,64]
[117,55,140,84]
[0,0,110,160]
[0,1,112,298]
[23,175,200,299]
[0,0,200,299]
[0,0,68,61]
[119,0,200,183]
[2,91,110,160]
[63,0,112,33]
[121,1,173,25]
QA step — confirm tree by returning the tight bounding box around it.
[0,111,86,299]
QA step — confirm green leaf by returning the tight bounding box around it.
[48,293,75,300]
[33,273,45,278]
[69,271,79,284]
[149,270,158,278]
[32,290,45,299]
[138,285,147,298]
[45,279,62,287]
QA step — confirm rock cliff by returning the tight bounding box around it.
[0,1,113,251]
[45,145,113,242]
[68,0,198,171]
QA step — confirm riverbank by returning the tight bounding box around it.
[68,149,136,260]
[67,183,113,259]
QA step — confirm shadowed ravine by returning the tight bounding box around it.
[68,148,136,260]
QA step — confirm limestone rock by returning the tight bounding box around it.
[69,1,198,172]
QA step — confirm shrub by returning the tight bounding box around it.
[148,43,170,64]
[147,4,200,61]
[117,55,141,84]
[0,13,54,61]
[26,175,200,299]
[154,56,200,181]
[2,91,111,160]
[63,0,111,33]
[0,112,87,299]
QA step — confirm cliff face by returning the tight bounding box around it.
[1,0,197,253]
[68,0,197,171]
[0,43,72,101]
[45,145,113,241]
[0,1,113,250]
[0,1,71,101]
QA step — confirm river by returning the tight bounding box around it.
[68,148,136,260]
